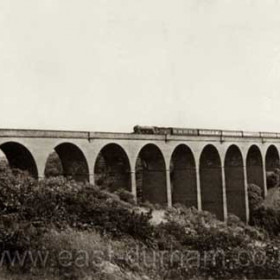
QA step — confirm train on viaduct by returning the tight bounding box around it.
[0,126,279,224]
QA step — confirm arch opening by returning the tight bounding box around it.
[246,145,264,195]
[265,145,280,189]
[0,142,38,178]
[136,144,167,205]
[170,144,197,208]
[265,145,279,172]
[199,145,224,220]
[94,144,131,192]
[225,145,246,221]
[45,143,89,183]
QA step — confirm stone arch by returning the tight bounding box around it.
[94,143,131,192]
[136,144,167,205]
[0,142,38,178]
[246,145,264,195]
[199,144,224,220]
[265,145,280,189]
[170,144,197,208]
[225,145,246,221]
[45,142,89,182]
[265,145,279,172]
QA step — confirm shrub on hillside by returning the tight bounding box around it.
[250,206,280,236]
[248,182,280,236]
[0,165,158,279]
[44,152,63,178]
[0,164,154,243]
[114,188,136,205]
[248,184,263,211]
[154,205,280,279]
[267,170,280,189]
[160,205,263,247]
[0,162,36,215]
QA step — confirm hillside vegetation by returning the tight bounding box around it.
[0,163,280,279]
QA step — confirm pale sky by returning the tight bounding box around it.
[1,0,280,133]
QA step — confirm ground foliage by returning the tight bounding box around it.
[1,163,280,279]
[249,173,280,237]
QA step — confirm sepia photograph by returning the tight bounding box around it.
[0,0,280,279]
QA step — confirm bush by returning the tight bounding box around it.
[250,206,280,236]
[115,188,136,205]
[248,182,280,236]
[44,152,63,178]
[0,164,155,242]
[248,184,263,211]
[267,171,279,189]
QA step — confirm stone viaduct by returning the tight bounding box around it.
[0,128,279,223]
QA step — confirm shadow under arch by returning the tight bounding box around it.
[0,141,38,178]
[199,144,224,220]
[170,144,197,208]
[246,145,264,196]
[136,144,167,205]
[265,145,280,189]
[224,145,246,221]
[94,143,131,192]
[265,145,279,172]
[45,142,89,183]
